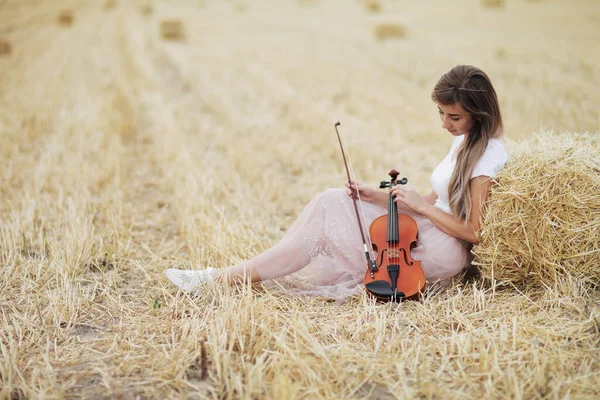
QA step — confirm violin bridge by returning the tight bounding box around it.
[386,249,402,259]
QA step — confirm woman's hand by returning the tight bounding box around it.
[345,180,377,203]
[390,186,429,214]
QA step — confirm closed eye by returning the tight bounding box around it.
[439,110,460,121]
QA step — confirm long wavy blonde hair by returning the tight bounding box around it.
[431,65,503,221]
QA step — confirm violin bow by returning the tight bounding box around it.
[334,122,378,277]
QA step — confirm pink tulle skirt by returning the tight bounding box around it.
[241,189,473,301]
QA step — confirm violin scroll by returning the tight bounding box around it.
[380,169,408,189]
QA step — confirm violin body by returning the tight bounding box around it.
[363,170,427,302]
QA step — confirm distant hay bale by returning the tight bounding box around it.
[495,47,508,60]
[140,4,153,16]
[235,2,248,13]
[363,0,381,13]
[473,133,600,287]
[104,0,117,10]
[481,0,505,9]
[374,23,406,41]
[58,10,73,26]
[0,39,12,56]
[159,19,186,41]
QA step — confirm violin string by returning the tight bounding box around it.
[391,189,394,263]
[392,183,398,263]
[388,185,392,264]
[341,128,376,262]
[391,191,394,262]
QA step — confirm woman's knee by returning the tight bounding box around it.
[320,188,348,201]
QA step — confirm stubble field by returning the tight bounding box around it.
[1,0,599,398]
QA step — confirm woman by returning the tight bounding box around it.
[165,65,508,301]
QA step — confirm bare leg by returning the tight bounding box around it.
[218,189,360,285]
[166,189,383,293]
[219,228,315,284]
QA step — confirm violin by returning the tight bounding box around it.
[363,170,426,302]
[334,122,426,302]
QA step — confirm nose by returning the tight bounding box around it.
[441,116,452,130]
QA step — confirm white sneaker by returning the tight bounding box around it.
[165,267,217,292]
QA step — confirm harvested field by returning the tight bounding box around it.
[0,0,599,399]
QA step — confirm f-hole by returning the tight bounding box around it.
[371,243,379,253]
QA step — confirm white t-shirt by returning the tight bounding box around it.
[430,135,508,215]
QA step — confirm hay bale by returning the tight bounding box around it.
[235,2,248,13]
[363,0,382,13]
[481,0,505,9]
[472,132,600,287]
[374,23,406,41]
[0,39,12,56]
[495,47,508,60]
[159,19,186,41]
[140,4,153,16]
[104,0,117,10]
[58,10,73,26]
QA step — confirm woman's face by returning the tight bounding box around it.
[437,102,475,137]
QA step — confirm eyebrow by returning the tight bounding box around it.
[438,107,462,117]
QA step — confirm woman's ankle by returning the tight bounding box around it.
[221,268,261,285]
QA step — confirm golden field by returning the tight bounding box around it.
[1,0,599,398]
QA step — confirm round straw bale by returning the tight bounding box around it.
[374,23,406,41]
[0,39,12,56]
[363,0,382,13]
[472,132,600,287]
[159,19,186,41]
[481,0,505,8]
[234,2,248,13]
[58,10,74,26]
[140,4,153,16]
[104,0,117,10]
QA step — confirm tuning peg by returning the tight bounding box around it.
[380,181,390,189]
